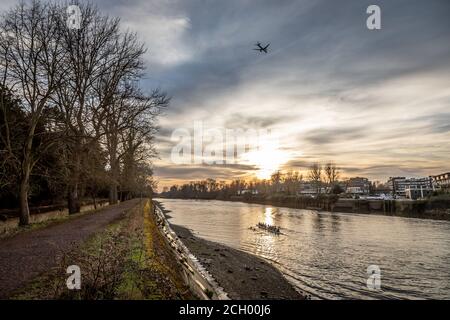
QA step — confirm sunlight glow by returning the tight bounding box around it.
[264,207,274,225]
[243,146,289,179]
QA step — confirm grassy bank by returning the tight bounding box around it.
[11,200,193,300]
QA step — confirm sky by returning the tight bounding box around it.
[2,0,450,190]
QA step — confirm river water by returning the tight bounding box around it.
[156,198,450,299]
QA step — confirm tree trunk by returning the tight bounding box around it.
[19,134,33,226]
[109,184,118,205]
[68,183,80,214]
[19,175,30,226]
[92,194,97,210]
[108,140,119,205]
[67,152,81,214]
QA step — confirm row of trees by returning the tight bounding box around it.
[0,1,166,224]
[160,162,343,199]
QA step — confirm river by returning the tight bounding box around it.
[156,198,450,299]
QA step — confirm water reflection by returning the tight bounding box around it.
[158,198,450,300]
[264,207,274,225]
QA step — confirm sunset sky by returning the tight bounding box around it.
[3,0,449,190]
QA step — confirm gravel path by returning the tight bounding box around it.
[0,199,141,299]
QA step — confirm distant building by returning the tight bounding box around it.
[297,182,318,195]
[388,177,433,198]
[405,187,433,200]
[237,189,258,195]
[373,187,391,197]
[430,172,450,191]
[346,186,365,194]
[346,177,370,195]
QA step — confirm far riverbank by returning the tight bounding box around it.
[158,194,450,221]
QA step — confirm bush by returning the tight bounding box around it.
[56,227,134,299]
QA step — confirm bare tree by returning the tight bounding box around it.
[0,85,23,191]
[324,162,340,192]
[0,2,65,224]
[51,3,124,213]
[271,171,282,193]
[283,170,302,195]
[0,1,167,220]
[119,99,165,201]
[51,2,165,210]
[101,84,167,204]
[308,162,323,194]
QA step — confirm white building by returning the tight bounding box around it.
[345,177,371,195]
[405,186,433,200]
[388,177,433,198]
[237,189,258,195]
[346,186,365,194]
[430,172,450,191]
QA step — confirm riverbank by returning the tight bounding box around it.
[2,199,192,299]
[171,224,305,300]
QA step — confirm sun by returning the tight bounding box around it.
[243,147,289,180]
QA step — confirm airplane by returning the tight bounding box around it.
[253,42,270,53]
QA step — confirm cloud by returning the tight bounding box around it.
[144,0,450,187]
[1,0,448,190]
[223,113,286,129]
[154,163,256,181]
[14,0,443,188]
[98,0,193,67]
[302,127,368,145]
[419,112,450,134]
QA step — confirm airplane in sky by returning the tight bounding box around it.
[253,42,270,53]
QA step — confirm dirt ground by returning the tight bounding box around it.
[0,199,141,299]
[171,224,304,300]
